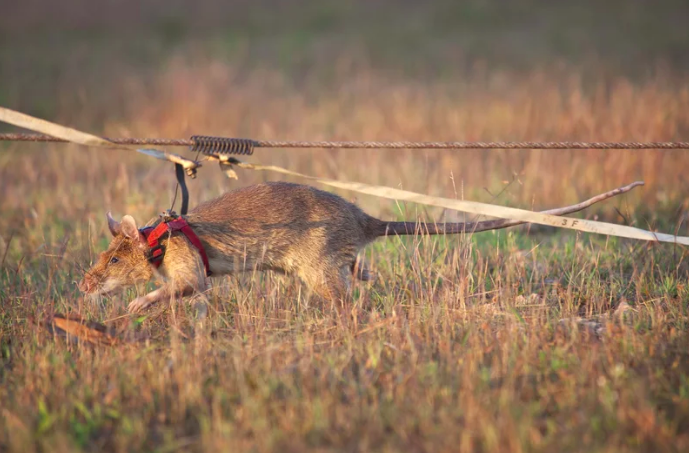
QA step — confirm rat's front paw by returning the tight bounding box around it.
[127,297,153,313]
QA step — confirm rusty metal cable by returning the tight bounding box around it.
[252,140,689,150]
[1,132,688,150]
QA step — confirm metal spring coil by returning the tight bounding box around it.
[190,135,256,155]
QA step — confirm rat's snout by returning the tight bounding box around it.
[78,273,97,294]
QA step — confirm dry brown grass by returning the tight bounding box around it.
[2,2,689,450]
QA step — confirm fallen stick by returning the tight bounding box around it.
[40,313,122,346]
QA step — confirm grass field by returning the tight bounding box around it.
[2,1,689,451]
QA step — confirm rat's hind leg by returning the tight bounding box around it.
[351,257,375,281]
[300,264,351,306]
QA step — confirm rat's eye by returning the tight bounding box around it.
[109,256,119,264]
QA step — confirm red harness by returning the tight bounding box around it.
[139,218,212,277]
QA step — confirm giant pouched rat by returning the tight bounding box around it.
[79,181,617,311]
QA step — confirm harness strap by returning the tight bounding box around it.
[139,218,212,277]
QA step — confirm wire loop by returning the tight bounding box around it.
[190,135,256,155]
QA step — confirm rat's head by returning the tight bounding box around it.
[78,212,154,296]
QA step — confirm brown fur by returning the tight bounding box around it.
[77,182,527,311]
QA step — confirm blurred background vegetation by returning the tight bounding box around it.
[2,0,689,227]
[2,0,688,111]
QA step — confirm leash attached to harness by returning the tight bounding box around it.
[174,163,190,216]
[139,218,212,277]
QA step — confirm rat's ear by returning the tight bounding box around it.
[120,215,147,248]
[106,211,121,237]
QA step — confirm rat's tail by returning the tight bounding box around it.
[374,219,518,236]
[364,181,644,238]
